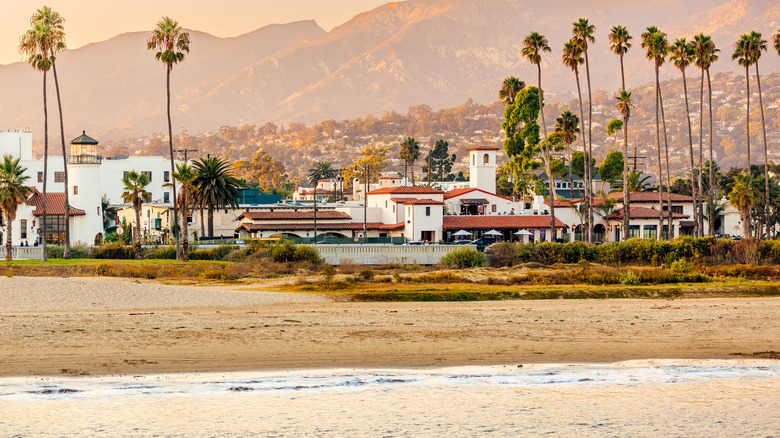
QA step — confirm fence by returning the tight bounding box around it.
[0,246,43,260]
[315,244,468,265]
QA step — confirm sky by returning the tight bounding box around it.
[1,0,389,65]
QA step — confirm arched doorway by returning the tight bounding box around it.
[94,233,103,246]
[593,224,606,243]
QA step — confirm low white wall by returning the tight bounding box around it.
[316,244,473,265]
[0,246,43,260]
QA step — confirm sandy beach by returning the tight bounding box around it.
[1,276,778,376]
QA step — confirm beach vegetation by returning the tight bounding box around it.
[440,247,487,269]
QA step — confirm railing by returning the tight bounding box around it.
[0,246,43,260]
[67,155,103,164]
[315,244,469,265]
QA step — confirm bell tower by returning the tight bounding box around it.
[67,131,104,244]
[467,145,499,194]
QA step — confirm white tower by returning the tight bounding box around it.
[467,146,499,194]
[67,131,104,244]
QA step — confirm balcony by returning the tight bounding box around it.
[67,155,103,165]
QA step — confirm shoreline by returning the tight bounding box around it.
[1,277,779,377]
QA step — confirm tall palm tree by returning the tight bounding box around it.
[642,27,671,240]
[19,17,53,261]
[750,32,768,238]
[729,172,757,239]
[608,25,632,91]
[30,7,72,258]
[0,155,33,261]
[554,110,579,199]
[693,33,719,236]
[498,76,525,106]
[165,163,196,261]
[522,31,557,239]
[615,90,633,240]
[670,37,699,237]
[121,170,151,260]
[732,33,755,171]
[399,137,420,185]
[562,39,587,202]
[147,17,191,260]
[573,18,596,243]
[192,156,240,237]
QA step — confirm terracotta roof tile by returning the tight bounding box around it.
[28,191,86,216]
[443,187,512,201]
[443,215,567,230]
[465,146,500,151]
[608,192,694,202]
[606,206,688,220]
[237,211,351,221]
[367,186,443,195]
[236,222,389,232]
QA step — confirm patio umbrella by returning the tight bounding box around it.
[484,230,503,236]
[514,230,533,236]
[453,230,473,237]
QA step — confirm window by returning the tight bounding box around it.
[629,225,641,239]
[393,205,396,213]
[142,171,152,182]
[472,154,475,165]
[97,206,100,216]
[37,172,43,183]
[163,192,170,203]
[385,201,388,208]
[164,171,170,183]
[425,206,431,216]
[73,186,78,195]
[44,215,67,244]
[54,171,65,183]
[643,225,658,240]
[20,220,27,239]
[671,206,683,214]
[492,204,497,213]
[483,153,489,165]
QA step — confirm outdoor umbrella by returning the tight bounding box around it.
[514,230,533,236]
[453,230,473,237]
[484,230,503,237]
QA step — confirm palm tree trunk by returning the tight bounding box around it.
[5,218,12,262]
[707,69,716,236]
[166,66,181,260]
[41,70,49,262]
[574,67,586,203]
[619,54,626,91]
[207,203,214,237]
[622,120,630,241]
[537,65,556,240]
[584,50,594,243]
[698,67,705,236]
[756,63,770,239]
[745,65,751,170]
[659,75,673,240]
[654,66,664,241]
[681,71,698,238]
[134,204,142,260]
[51,59,70,259]
[181,207,189,262]
[200,206,205,237]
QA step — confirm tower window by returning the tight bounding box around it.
[73,186,78,195]
[37,172,43,183]
[164,171,170,182]
[483,153,489,165]
[163,192,170,203]
[54,171,65,183]
[142,171,152,182]
[425,206,431,216]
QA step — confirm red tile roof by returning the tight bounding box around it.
[606,207,689,220]
[608,191,694,202]
[237,211,351,221]
[443,187,512,201]
[298,188,333,195]
[28,191,86,216]
[403,199,445,205]
[367,186,443,195]
[443,215,567,230]
[544,199,578,208]
[465,146,500,151]
[236,222,392,232]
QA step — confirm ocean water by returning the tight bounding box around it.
[1,360,778,437]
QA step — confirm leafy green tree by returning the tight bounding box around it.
[422,139,456,182]
[147,16,191,259]
[121,170,151,260]
[572,18,596,243]
[193,157,240,237]
[599,150,624,193]
[571,151,595,186]
[502,87,542,204]
[693,33,720,235]
[670,37,699,236]
[232,150,288,192]
[0,155,33,261]
[606,119,623,149]
[399,137,420,184]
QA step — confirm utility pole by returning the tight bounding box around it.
[175,148,198,163]
[363,164,369,241]
[313,185,318,243]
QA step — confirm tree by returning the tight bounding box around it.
[522,31,557,238]
[399,137,420,185]
[0,155,33,261]
[19,12,54,261]
[642,27,671,240]
[147,16,191,259]
[693,33,719,236]
[554,110,579,197]
[573,18,596,243]
[231,150,288,192]
[342,145,389,190]
[193,157,240,237]
[599,150,624,194]
[732,33,757,171]
[729,172,757,238]
[422,139,456,182]
[502,87,542,205]
[571,151,595,185]
[166,163,196,261]
[609,25,632,91]
[670,37,699,237]
[615,90,634,240]
[498,76,525,106]
[121,170,151,260]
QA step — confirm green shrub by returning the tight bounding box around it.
[143,246,176,259]
[441,247,487,269]
[322,265,336,284]
[532,242,562,265]
[93,262,116,276]
[620,271,641,285]
[200,269,228,280]
[358,269,375,281]
[293,245,322,264]
[46,245,64,259]
[92,243,135,259]
[670,258,694,274]
[486,242,520,267]
[271,241,296,263]
[70,242,92,259]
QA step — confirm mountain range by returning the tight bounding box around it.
[1,0,779,141]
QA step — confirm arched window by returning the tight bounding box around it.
[483,153,489,165]
[472,153,475,166]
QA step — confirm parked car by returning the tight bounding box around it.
[405,241,426,245]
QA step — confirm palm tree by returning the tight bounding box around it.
[748,32,769,238]
[703,199,727,235]
[615,90,633,240]
[732,33,755,171]
[642,27,671,240]
[0,155,33,261]
[693,34,719,236]
[165,163,197,261]
[729,172,757,239]
[19,16,53,261]
[522,31,557,239]
[29,7,72,258]
[498,76,525,106]
[192,157,240,238]
[554,110,579,199]
[608,25,632,91]
[573,18,596,243]
[670,37,699,237]
[562,38,587,203]
[399,137,420,185]
[121,170,151,260]
[147,17,191,260]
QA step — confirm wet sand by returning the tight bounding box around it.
[1,277,778,376]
